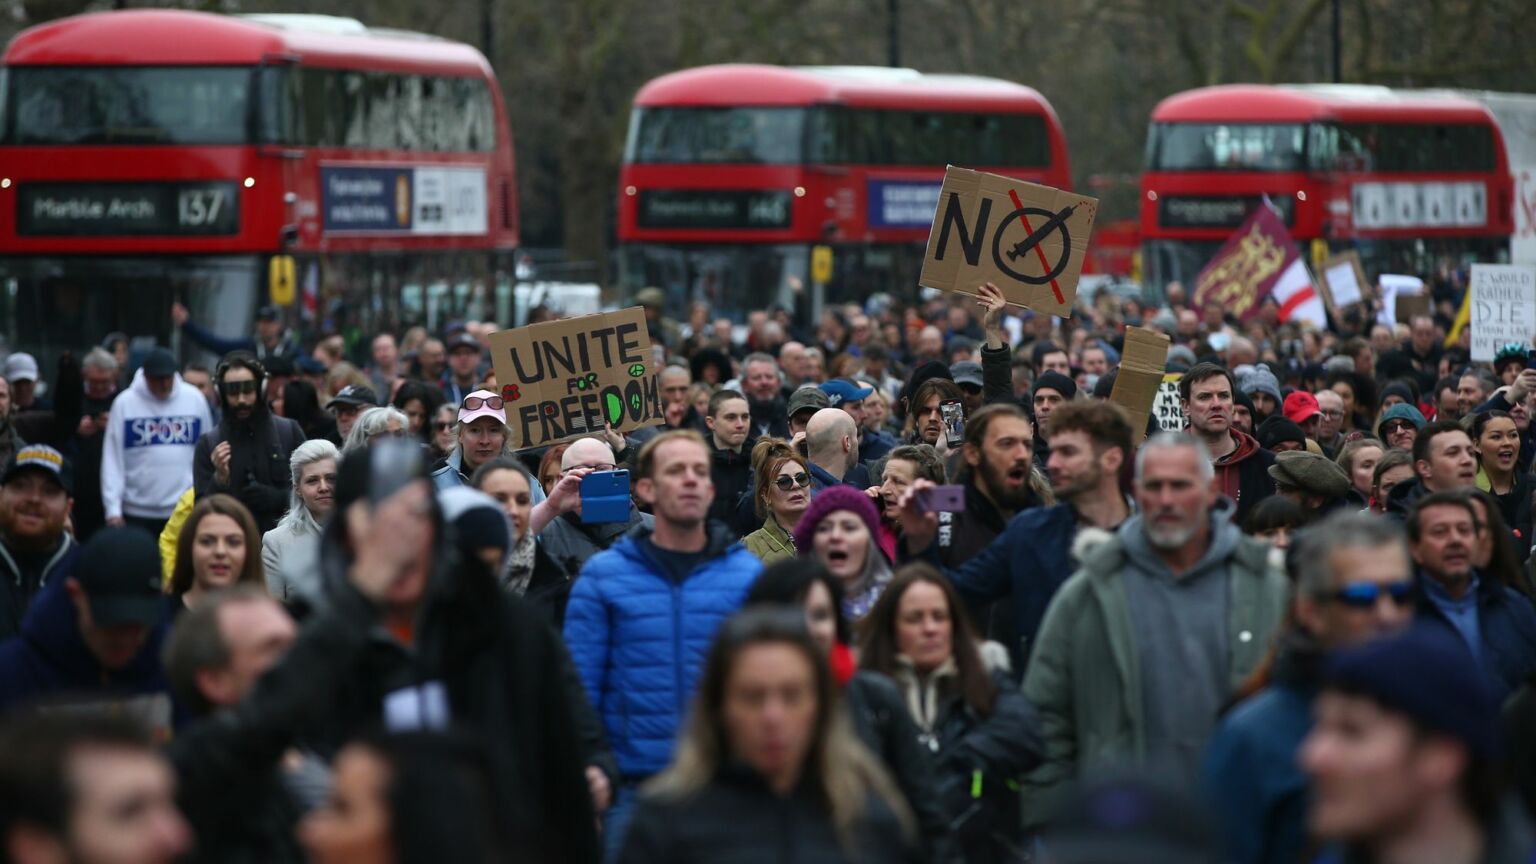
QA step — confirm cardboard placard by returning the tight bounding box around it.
[1470,264,1536,362]
[1153,374,1186,433]
[1319,251,1367,319]
[1108,327,1171,445]
[919,166,1099,317]
[486,306,664,449]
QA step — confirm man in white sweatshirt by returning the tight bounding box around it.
[102,348,213,536]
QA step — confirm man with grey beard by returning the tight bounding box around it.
[1020,432,1288,828]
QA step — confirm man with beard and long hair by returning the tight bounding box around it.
[897,400,1133,670]
[193,353,304,534]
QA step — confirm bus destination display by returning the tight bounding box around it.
[17,182,239,236]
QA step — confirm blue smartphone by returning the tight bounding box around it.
[580,469,631,524]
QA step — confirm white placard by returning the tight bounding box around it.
[1377,274,1424,328]
[1153,375,1185,432]
[1324,262,1364,308]
[1470,264,1536,361]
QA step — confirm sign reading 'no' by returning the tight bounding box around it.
[918,166,1099,317]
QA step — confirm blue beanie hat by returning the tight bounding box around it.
[1324,625,1500,761]
[793,484,883,556]
[1375,403,1426,438]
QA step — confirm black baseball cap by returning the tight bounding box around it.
[255,305,281,322]
[326,385,379,410]
[75,528,164,628]
[447,332,481,353]
[2,444,73,495]
[142,347,178,378]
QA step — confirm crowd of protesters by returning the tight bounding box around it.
[1,272,1535,864]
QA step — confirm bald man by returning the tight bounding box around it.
[528,437,654,595]
[804,408,868,491]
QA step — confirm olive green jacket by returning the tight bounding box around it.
[1020,526,1287,828]
[743,515,795,564]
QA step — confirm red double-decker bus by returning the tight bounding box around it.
[1140,84,1514,299]
[616,64,1071,323]
[0,10,517,366]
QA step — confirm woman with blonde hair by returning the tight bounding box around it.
[324,361,371,398]
[619,608,919,862]
[262,439,339,606]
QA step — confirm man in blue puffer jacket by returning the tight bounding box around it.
[563,429,761,861]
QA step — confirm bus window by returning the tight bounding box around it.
[1312,123,1495,173]
[6,67,252,145]
[628,107,806,164]
[1148,123,1307,172]
[806,107,1049,167]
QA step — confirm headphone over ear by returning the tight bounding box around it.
[215,350,268,397]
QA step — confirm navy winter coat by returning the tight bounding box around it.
[0,574,169,714]
[563,525,761,778]
[1414,570,1536,703]
[921,503,1078,662]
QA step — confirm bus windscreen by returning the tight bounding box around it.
[4,66,252,145]
[1148,122,1307,172]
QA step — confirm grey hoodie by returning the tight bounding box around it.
[1117,497,1242,781]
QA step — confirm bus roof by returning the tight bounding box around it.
[633,64,1057,114]
[2,9,492,77]
[1152,84,1496,125]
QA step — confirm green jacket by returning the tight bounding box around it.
[743,515,795,564]
[1020,525,1287,828]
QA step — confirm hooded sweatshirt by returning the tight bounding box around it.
[1118,497,1242,782]
[1211,429,1277,524]
[102,369,213,520]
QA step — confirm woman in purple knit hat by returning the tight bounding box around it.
[794,485,894,621]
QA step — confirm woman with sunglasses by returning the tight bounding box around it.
[431,390,514,491]
[744,438,811,564]
[430,403,458,461]
[392,381,446,447]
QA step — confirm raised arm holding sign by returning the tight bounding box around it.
[919,165,1099,317]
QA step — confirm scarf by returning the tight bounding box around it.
[841,549,893,621]
[893,655,958,733]
[502,531,537,595]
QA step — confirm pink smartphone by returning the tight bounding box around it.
[915,484,966,513]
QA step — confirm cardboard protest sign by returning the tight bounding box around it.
[1153,374,1186,433]
[1108,327,1171,445]
[1469,264,1536,362]
[486,306,663,449]
[1320,251,1367,319]
[919,166,1099,317]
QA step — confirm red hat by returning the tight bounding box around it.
[1283,391,1321,425]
